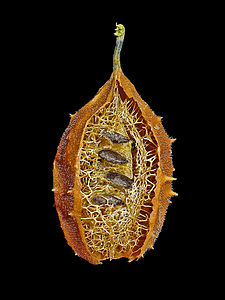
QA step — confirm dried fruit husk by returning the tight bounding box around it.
[53,25,177,265]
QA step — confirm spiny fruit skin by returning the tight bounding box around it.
[53,26,177,265]
[53,71,176,265]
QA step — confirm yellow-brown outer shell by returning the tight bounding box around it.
[53,70,175,264]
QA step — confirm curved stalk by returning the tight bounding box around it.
[113,23,125,72]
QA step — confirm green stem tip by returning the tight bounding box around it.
[114,23,125,37]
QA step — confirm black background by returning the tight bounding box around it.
[8,1,216,295]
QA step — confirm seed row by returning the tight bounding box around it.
[93,130,133,206]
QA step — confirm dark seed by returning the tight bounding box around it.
[106,172,133,189]
[102,130,130,143]
[98,150,128,164]
[93,195,124,206]
[93,196,107,205]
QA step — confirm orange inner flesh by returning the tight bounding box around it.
[79,82,159,260]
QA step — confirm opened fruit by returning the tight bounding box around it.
[53,24,177,264]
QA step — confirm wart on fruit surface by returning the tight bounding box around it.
[53,24,177,265]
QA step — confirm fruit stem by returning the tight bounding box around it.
[113,23,125,72]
